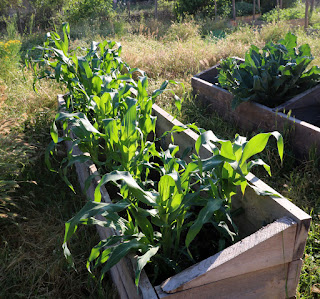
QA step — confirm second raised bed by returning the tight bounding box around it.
[192,62,320,157]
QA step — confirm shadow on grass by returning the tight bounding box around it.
[0,113,117,298]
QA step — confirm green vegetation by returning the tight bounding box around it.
[218,32,320,108]
[0,5,319,298]
[235,2,259,17]
[28,24,283,286]
[260,3,305,22]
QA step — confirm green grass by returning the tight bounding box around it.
[0,114,117,297]
[1,15,320,298]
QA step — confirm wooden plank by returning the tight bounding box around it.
[243,173,311,260]
[276,84,320,111]
[156,262,295,299]
[160,217,296,293]
[271,110,320,156]
[192,76,276,132]
[287,259,303,298]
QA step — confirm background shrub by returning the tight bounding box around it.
[63,0,113,23]
[261,3,305,22]
[174,0,215,18]
[235,2,259,17]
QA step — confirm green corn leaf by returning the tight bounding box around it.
[247,181,281,197]
[168,193,184,214]
[88,235,138,273]
[219,140,236,160]
[80,59,93,79]
[45,140,56,171]
[103,118,119,147]
[65,155,92,169]
[130,208,154,243]
[62,242,75,269]
[94,171,157,206]
[50,120,59,143]
[64,199,131,244]
[174,95,182,112]
[135,246,159,286]
[92,76,103,95]
[61,22,70,55]
[247,159,271,176]
[152,80,169,99]
[186,198,223,249]
[61,171,76,193]
[158,174,176,203]
[100,239,146,279]
[195,130,220,155]
[240,131,283,167]
[121,103,137,142]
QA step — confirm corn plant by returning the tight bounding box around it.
[27,22,128,114]
[31,24,284,288]
[218,32,320,109]
[62,128,283,286]
[33,24,183,187]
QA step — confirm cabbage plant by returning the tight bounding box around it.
[218,32,320,109]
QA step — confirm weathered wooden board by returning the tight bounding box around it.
[155,262,296,299]
[192,64,320,156]
[160,216,297,293]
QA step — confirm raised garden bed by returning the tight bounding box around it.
[192,61,320,156]
[58,94,311,299]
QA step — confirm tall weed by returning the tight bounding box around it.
[3,14,19,40]
[164,20,200,41]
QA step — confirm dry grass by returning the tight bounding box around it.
[117,21,320,83]
[0,62,115,297]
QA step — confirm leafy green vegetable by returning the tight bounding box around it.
[218,32,320,109]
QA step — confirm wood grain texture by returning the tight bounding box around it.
[160,217,296,293]
[156,262,295,299]
[243,173,311,260]
[276,84,320,111]
[287,259,303,298]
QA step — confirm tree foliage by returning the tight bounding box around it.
[174,0,231,18]
[0,0,113,31]
[63,0,113,23]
